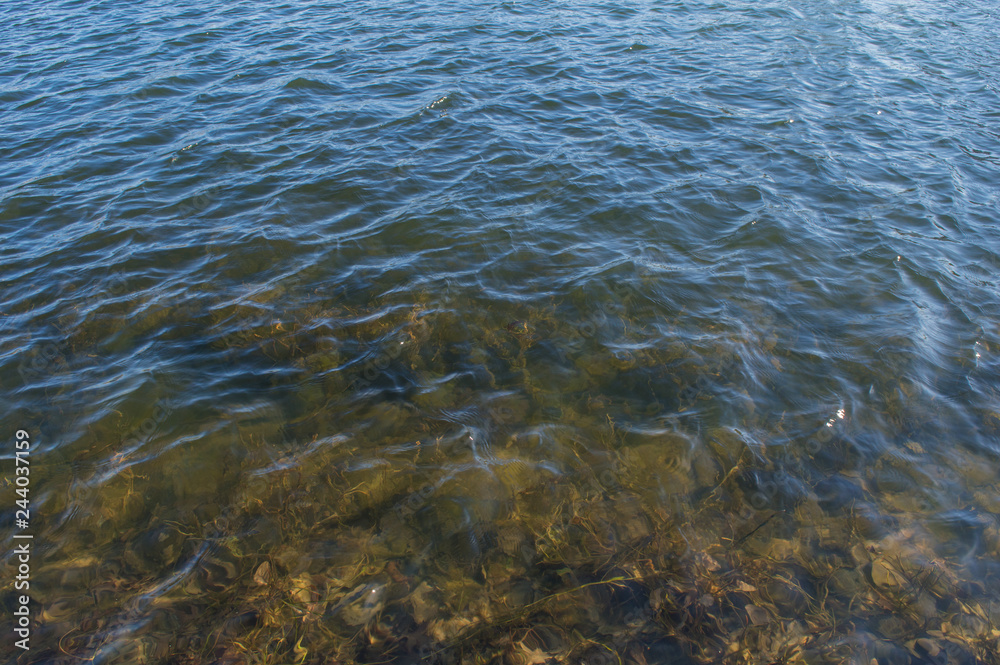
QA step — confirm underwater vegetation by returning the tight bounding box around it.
[7,282,1000,665]
[6,0,1000,660]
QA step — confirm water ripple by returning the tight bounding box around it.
[3,0,1000,660]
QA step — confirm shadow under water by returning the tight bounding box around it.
[11,286,1000,665]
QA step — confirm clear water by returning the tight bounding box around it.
[2,0,1000,663]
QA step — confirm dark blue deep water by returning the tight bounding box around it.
[2,0,1000,663]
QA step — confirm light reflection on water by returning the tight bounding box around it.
[2,0,1000,662]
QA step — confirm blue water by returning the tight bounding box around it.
[2,0,1000,663]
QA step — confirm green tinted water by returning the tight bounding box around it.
[2,0,1000,663]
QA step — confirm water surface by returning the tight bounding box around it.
[2,0,1000,663]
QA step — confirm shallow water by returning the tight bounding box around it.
[2,0,1000,663]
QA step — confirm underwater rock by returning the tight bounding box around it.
[948,612,988,639]
[814,474,867,513]
[705,427,748,467]
[618,442,693,497]
[828,568,866,599]
[496,524,530,558]
[290,573,324,622]
[408,581,439,624]
[746,604,770,626]
[253,561,272,586]
[333,581,387,626]
[691,447,721,487]
[874,614,910,641]
[428,615,474,643]
[871,558,908,589]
